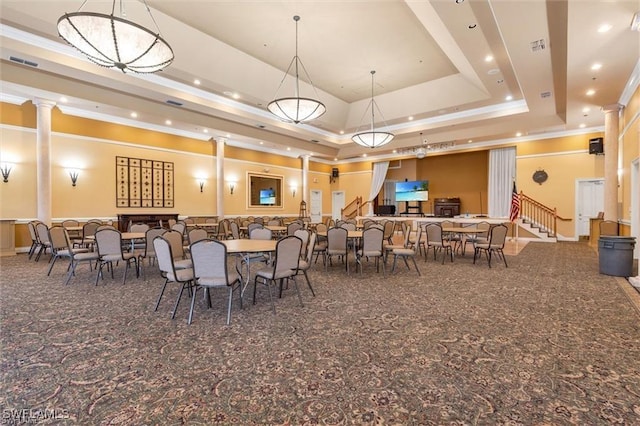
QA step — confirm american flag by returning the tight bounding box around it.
[509,182,520,222]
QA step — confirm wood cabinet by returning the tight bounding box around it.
[117,213,179,232]
[434,198,460,217]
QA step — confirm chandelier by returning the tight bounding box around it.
[57,0,174,74]
[352,71,394,148]
[267,16,326,124]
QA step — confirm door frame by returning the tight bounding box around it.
[309,189,322,223]
[332,191,346,220]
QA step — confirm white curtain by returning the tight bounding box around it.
[367,161,390,216]
[488,147,516,218]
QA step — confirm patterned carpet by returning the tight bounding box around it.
[1,242,639,425]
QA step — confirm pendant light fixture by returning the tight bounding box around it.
[57,0,174,74]
[267,15,326,124]
[352,70,394,148]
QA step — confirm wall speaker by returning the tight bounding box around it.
[589,137,604,155]
[332,168,339,178]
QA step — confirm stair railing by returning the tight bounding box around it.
[518,191,570,238]
[341,196,363,219]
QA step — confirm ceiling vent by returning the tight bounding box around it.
[9,56,38,67]
[540,91,552,99]
[530,39,546,53]
[165,99,183,106]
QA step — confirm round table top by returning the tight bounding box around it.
[221,239,277,253]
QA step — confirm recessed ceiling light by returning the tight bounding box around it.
[468,139,473,143]
[194,79,201,85]
[287,147,291,151]
[232,93,240,100]
[597,23,612,33]
[516,132,522,137]
[334,157,338,161]
[488,68,500,75]
[339,130,344,135]
[165,120,172,125]
[579,123,586,128]
[485,55,493,62]
[362,153,367,157]
[408,116,414,121]
[392,149,397,153]
[203,129,208,133]
[259,141,264,145]
[505,95,513,101]
[591,63,602,71]
[130,112,138,118]
[582,107,590,113]
[226,133,231,138]
[586,89,596,96]
[59,96,68,103]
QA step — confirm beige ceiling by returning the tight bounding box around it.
[0,0,639,162]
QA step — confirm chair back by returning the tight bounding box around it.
[87,219,103,224]
[191,239,230,285]
[489,224,508,248]
[95,228,123,258]
[153,236,177,278]
[229,221,241,239]
[28,221,39,242]
[287,222,303,235]
[340,222,356,231]
[254,217,264,225]
[62,219,79,228]
[205,217,218,224]
[97,225,116,231]
[426,223,443,244]
[382,221,395,242]
[82,222,100,239]
[130,223,150,233]
[171,222,186,235]
[361,227,384,254]
[48,226,68,252]
[250,228,273,240]
[163,230,185,259]
[327,227,348,252]
[247,222,263,235]
[273,236,303,277]
[188,227,208,245]
[183,218,196,225]
[36,222,50,245]
[315,223,327,234]
[267,219,281,226]
[476,221,491,238]
[413,224,423,249]
[402,224,413,248]
[293,229,310,257]
[167,219,177,228]
[143,228,166,257]
[304,232,317,264]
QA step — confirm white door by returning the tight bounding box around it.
[310,190,322,223]
[576,179,605,237]
[332,191,346,220]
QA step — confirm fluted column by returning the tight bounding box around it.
[216,137,226,218]
[602,104,622,222]
[302,155,310,204]
[34,98,56,226]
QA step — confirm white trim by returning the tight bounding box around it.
[517,149,589,159]
[619,58,640,107]
[621,108,640,139]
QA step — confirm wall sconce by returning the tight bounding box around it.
[197,178,206,193]
[229,181,236,195]
[68,168,80,186]
[1,162,14,183]
[291,186,297,197]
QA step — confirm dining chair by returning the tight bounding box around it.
[425,223,453,264]
[137,227,166,280]
[187,227,208,245]
[189,239,243,325]
[462,221,490,255]
[325,227,349,274]
[295,232,317,297]
[94,228,139,285]
[382,221,395,245]
[293,229,310,258]
[356,227,386,276]
[287,221,303,235]
[34,222,52,262]
[253,235,303,314]
[473,224,508,268]
[171,222,186,237]
[73,221,100,250]
[46,226,90,277]
[153,236,195,317]
[599,220,619,236]
[26,220,41,260]
[62,219,81,239]
[250,227,272,240]
[384,224,411,262]
[163,230,192,269]
[229,221,241,239]
[57,227,100,285]
[391,224,421,276]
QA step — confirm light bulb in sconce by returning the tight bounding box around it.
[228,181,236,195]
[197,178,206,193]
[67,168,80,186]
[1,162,14,183]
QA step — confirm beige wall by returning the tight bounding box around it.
[620,85,640,236]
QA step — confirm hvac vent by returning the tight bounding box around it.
[165,100,183,106]
[310,139,319,143]
[530,39,546,52]
[9,56,38,67]
[540,91,552,99]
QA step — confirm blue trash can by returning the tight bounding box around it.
[598,236,636,277]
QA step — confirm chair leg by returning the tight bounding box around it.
[172,282,187,319]
[302,270,315,296]
[410,256,421,276]
[292,276,304,307]
[391,255,398,273]
[402,256,410,270]
[266,279,276,314]
[47,255,58,276]
[187,285,198,325]
[226,287,233,325]
[500,249,508,267]
[154,279,169,311]
[65,260,77,285]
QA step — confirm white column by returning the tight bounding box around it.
[34,98,56,226]
[602,104,622,222]
[216,137,226,218]
[302,155,309,204]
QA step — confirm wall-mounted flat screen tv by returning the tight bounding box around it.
[259,189,276,205]
[395,180,429,202]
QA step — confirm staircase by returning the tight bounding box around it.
[517,191,570,242]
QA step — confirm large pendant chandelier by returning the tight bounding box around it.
[352,70,394,148]
[57,0,174,74]
[267,15,326,124]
